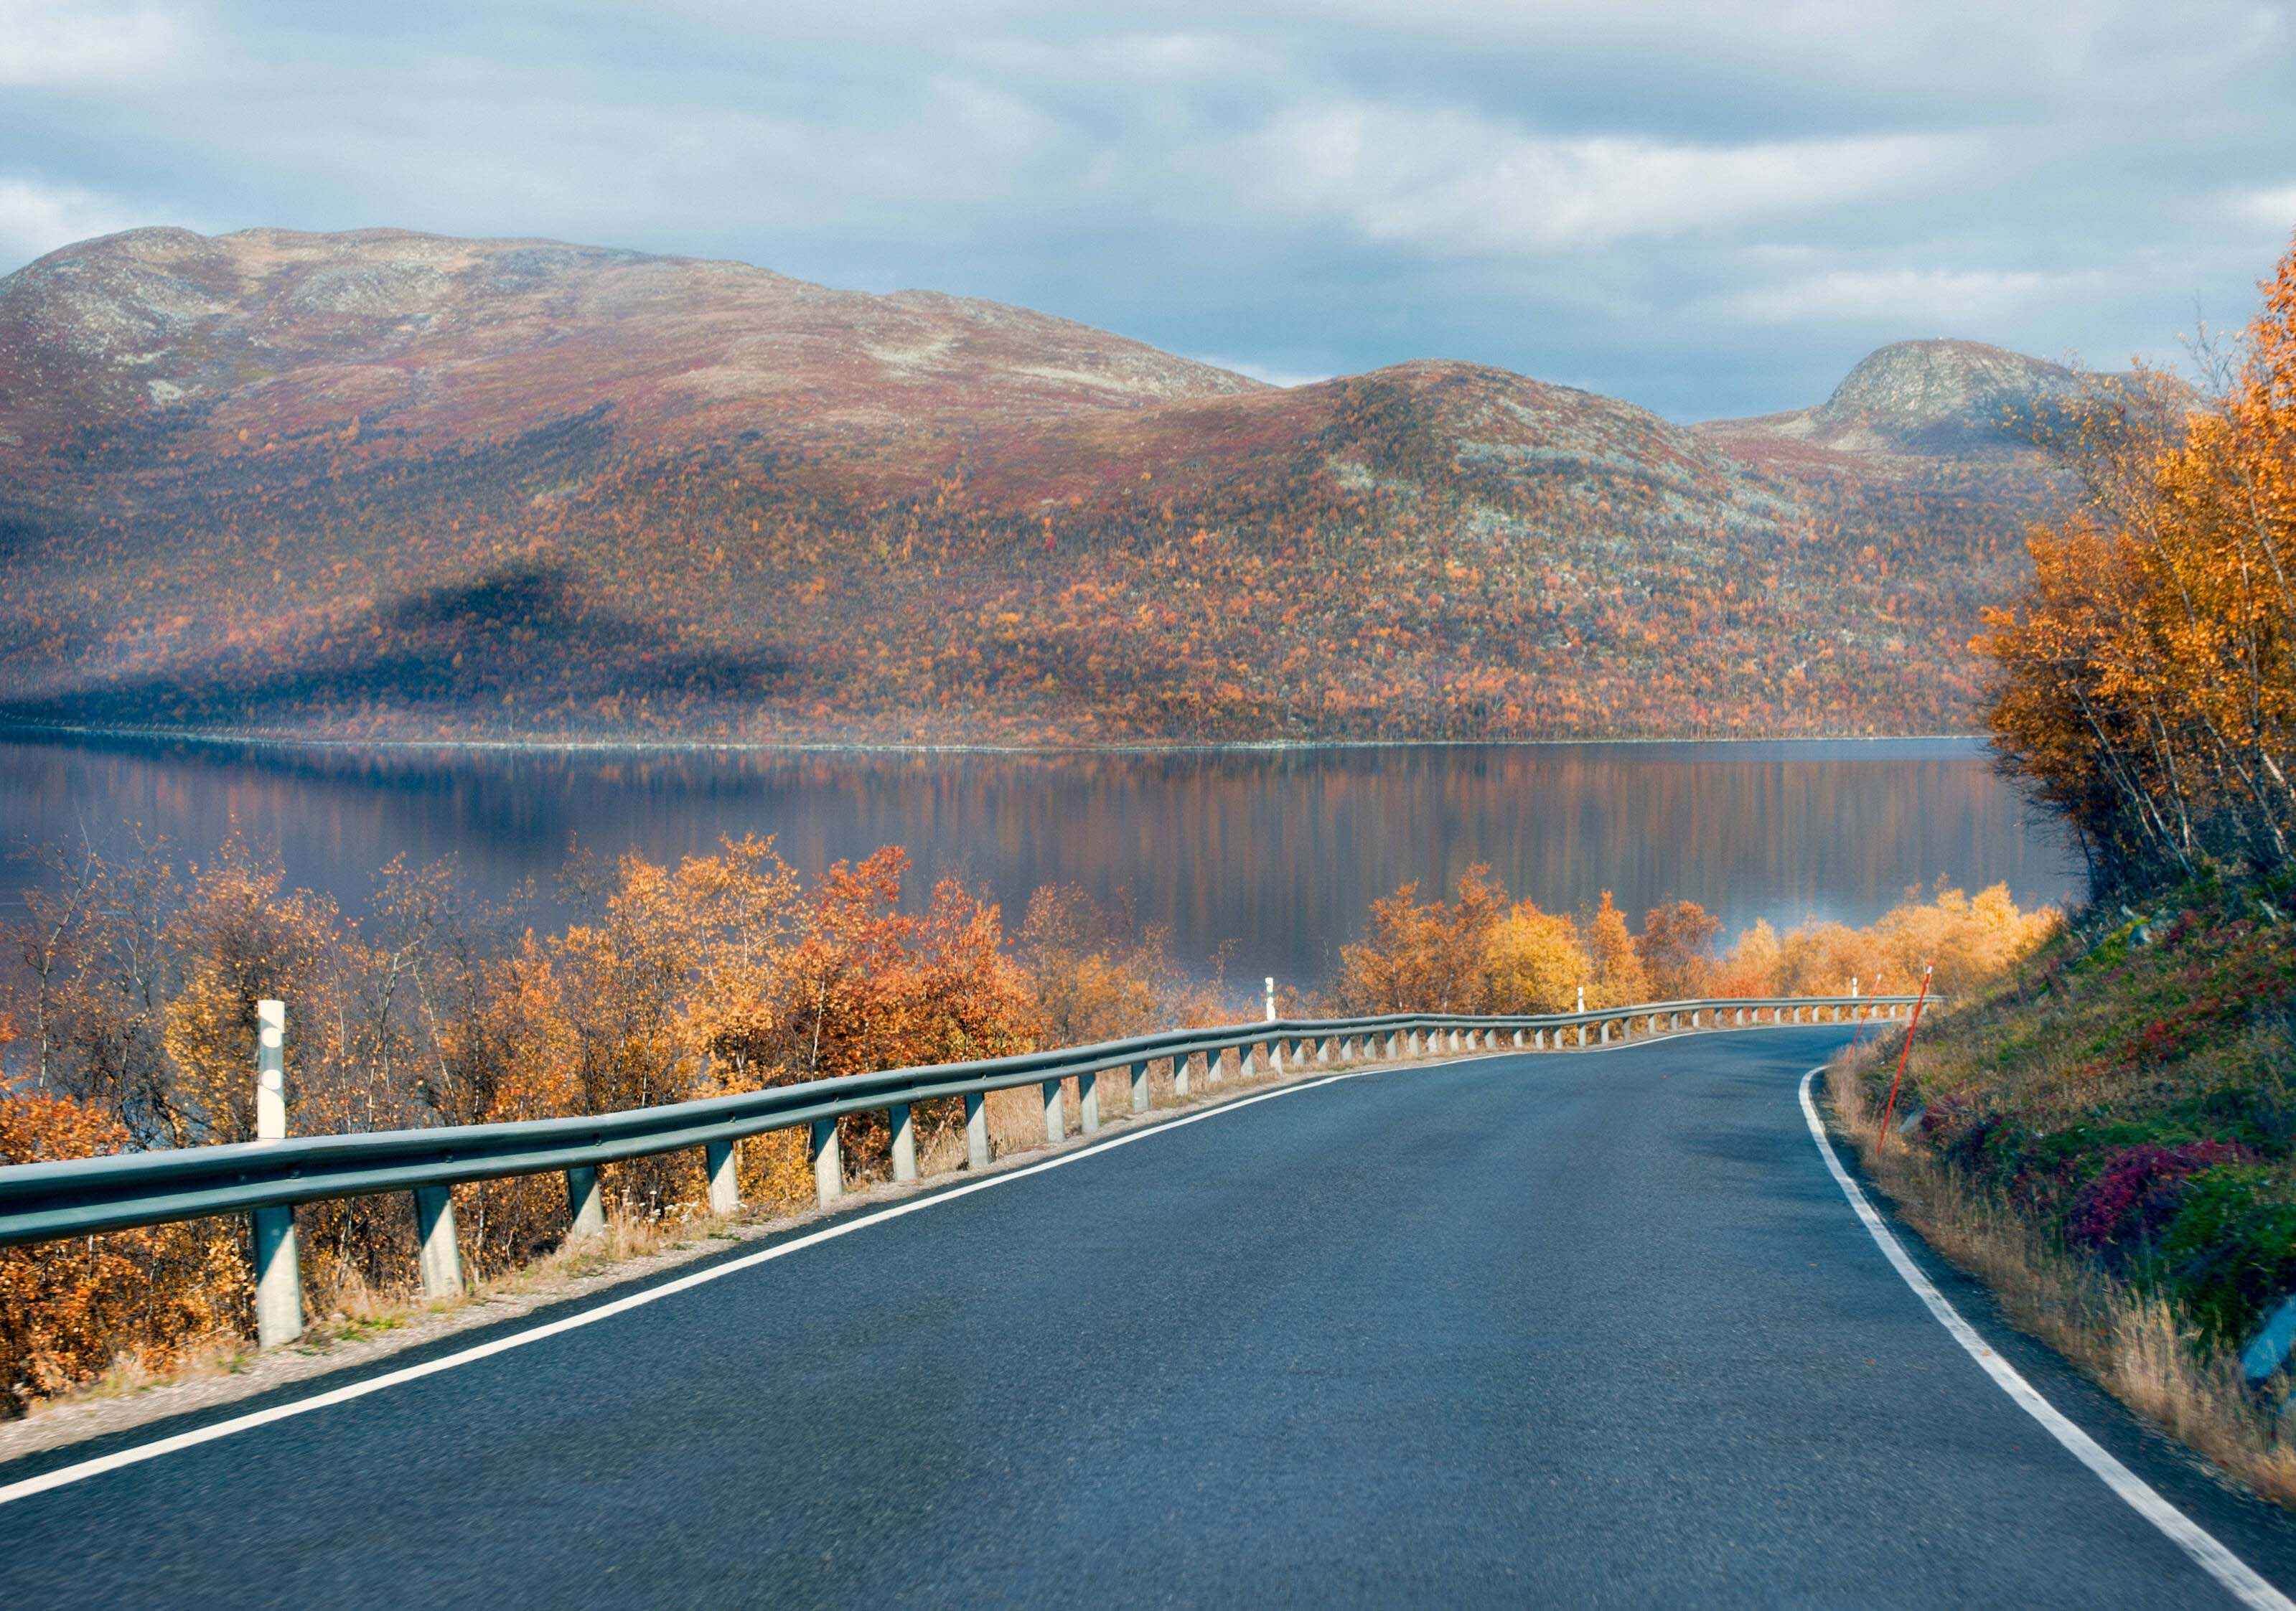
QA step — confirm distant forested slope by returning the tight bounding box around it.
[0,227,2080,743]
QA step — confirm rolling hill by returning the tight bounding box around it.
[0,227,2088,744]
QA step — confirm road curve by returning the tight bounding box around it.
[6,1028,2296,1608]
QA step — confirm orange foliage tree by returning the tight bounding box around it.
[1980,237,2296,890]
[1334,879,2054,1015]
[1,826,2060,1416]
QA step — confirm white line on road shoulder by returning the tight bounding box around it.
[0,1033,1804,1509]
[3,1061,1428,1508]
[1798,1068,2294,1611]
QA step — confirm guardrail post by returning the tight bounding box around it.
[1080,1072,1102,1135]
[811,1119,843,1206]
[1042,1079,1066,1145]
[1600,1020,1612,1044]
[1175,1052,1193,1097]
[1316,1036,1331,1064]
[250,999,303,1347]
[889,1103,919,1183]
[565,1165,605,1241]
[965,1092,990,1169]
[1576,1023,1588,1047]
[1208,1047,1225,1086]
[1131,1061,1151,1112]
[414,1185,464,1302]
[705,1138,741,1213]
[1268,1039,1284,1075]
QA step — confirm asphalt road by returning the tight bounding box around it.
[7,1028,2296,1607]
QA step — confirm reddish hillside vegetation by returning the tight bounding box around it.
[0,227,2079,743]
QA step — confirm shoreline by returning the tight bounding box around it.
[0,719,1994,761]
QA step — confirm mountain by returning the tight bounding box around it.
[0,226,1258,469]
[0,227,2074,745]
[1697,338,2095,462]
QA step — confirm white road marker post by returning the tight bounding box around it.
[250,1000,304,1348]
[704,1139,741,1215]
[965,1091,990,1169]
[889,1102,919,1183]
[414,1186,464,1302]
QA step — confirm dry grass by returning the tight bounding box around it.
[44,1333,255,1406]
[1824,1043,2296,1506]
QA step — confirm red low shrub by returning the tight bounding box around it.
[2067,1141,2254,1255]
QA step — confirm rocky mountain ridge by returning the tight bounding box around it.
[0,227,2081,744]
[0,226,1260,467]
[1699,338,2096,461]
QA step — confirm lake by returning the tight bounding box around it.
[0,735,2081,992]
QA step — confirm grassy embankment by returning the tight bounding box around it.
[1825,875,2296,1504]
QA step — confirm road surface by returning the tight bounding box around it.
[5,1028,2295,1607]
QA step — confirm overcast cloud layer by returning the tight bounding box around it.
[3,0,2292,419]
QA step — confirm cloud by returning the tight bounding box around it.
[0,0,186,85]
[1712,267,2067,327]
[1193,355,1330,388]
[0,1,2290,418]
[0,177,144,266]
[2232,184,2296,232]
[1250,103,1968,256]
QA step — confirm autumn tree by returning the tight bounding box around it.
[1981,236,2296,890]
[160,840,337,1148]
[1332,865,1508,1013]
[1484,901,1590,1012]
[1581,891,1650,1008]
[1634,898,1721,1000]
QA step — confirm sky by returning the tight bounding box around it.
[3,0,2293,421]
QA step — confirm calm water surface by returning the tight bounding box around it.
[0,736,2081,990]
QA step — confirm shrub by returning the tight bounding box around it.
[2066,1141,2252,1260]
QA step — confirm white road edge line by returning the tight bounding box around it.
[4,1052,1496,1508]
[1798,1068,2295,1611]
[0,1029,1814,1508]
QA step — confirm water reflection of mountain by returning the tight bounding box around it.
[0,735,2078,987]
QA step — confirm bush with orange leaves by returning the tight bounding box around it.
[0,833,1045,1409]
[0,1074,246,1415]
[3,835,2056,1415]
[1331,869,2057,1015]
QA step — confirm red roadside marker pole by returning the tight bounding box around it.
[1875,963,1934,1151]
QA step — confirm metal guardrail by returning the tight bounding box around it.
[0,993,1923,1344]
